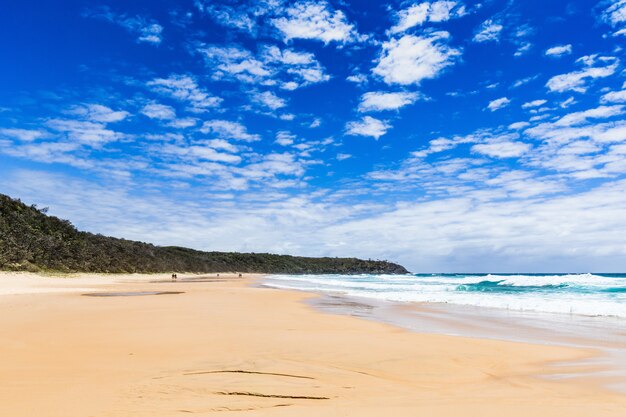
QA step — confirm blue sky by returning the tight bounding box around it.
[1,0,626,272]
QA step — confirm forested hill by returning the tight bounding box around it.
[0,193,409,274]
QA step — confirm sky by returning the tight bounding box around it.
[1,0,626,272]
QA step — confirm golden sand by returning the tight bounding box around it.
[0,272,624,416]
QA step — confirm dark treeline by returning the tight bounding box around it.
[0,193,409,274]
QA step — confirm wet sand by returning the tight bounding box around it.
[307,292,626,392]
[1,271,625,416]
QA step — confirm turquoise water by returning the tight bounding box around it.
[264,273,626,318]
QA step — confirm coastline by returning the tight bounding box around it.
[1,271,625,416]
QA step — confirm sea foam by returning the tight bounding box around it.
[263,273,626,318]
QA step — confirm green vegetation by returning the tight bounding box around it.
[0,193,409,274]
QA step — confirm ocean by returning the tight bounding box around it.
[263,273,626,318]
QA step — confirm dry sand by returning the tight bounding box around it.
[0,271,625,416]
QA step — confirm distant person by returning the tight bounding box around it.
[239,273,242,278]
[172,273,177,280]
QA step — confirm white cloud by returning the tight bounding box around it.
[9,169,626,272]
[0,142,89,169]
[45,119,125,146]
[147,74,222,112]
[346,73,368,85]
[358,91,420,112]
[372,32,461,86]
[527,120,626,146]
[545,44,572,57]
[201,120,261,142]
[205,139,239,153]
[85,7,163,45]
[252,91,287,110]
[429,1,466,21]
[389,1,466,34]
[521,99,547,109]
[509,122,530,130]
[272,1,359,44]
[275,131,296,146]
[68,104,129,123]
[514,42,532,57]
[167,118,197,129]
[409,128,533,163]
[199,44,329,90]
[141,103,176,120]
[0,128,49,142]
[512,75,539,88]
[309,118,322,128]
[345,116,391,139]
[136,24,163,44]
[511,24,534,57]
[336,153,352,161]
[520,102,626,179]
[200,3,258,34]
[487,97,510,111]
[473,19,503,43]
[200,45,271,84]
[268,46,331,89]
[546,55,619,93]
[243,152,306,180]
[553,105,624,127]
[601,89,626,103]
[158,143,241,164]
[599,0,626,36]
[529,114,551,122]
[390,3,429,33]
[411,132,486,158]
[471,139,531,158]
[524,133,626,179]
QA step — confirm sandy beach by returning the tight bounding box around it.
[0,272,625,416]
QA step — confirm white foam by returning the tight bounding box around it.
[264,273,626,318]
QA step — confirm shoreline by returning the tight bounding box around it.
[300,290,626,392]
[1,272,625,416]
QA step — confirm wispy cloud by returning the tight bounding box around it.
[84,6,163,44]
[45,119,125,146]
[545,44,572,57]
[521,99,547,109]
[358,91,421,112]
[197,2,259,34]
[67,104,129,123]
[198,44,329,90]
[147,74,222,112]
[598,0,626,36]
[546,55,619,93]
[487,97,510,111]
[473,19,503,42]
[0,128,49,142]
[201,120,261,142]
[275,131,296,146]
